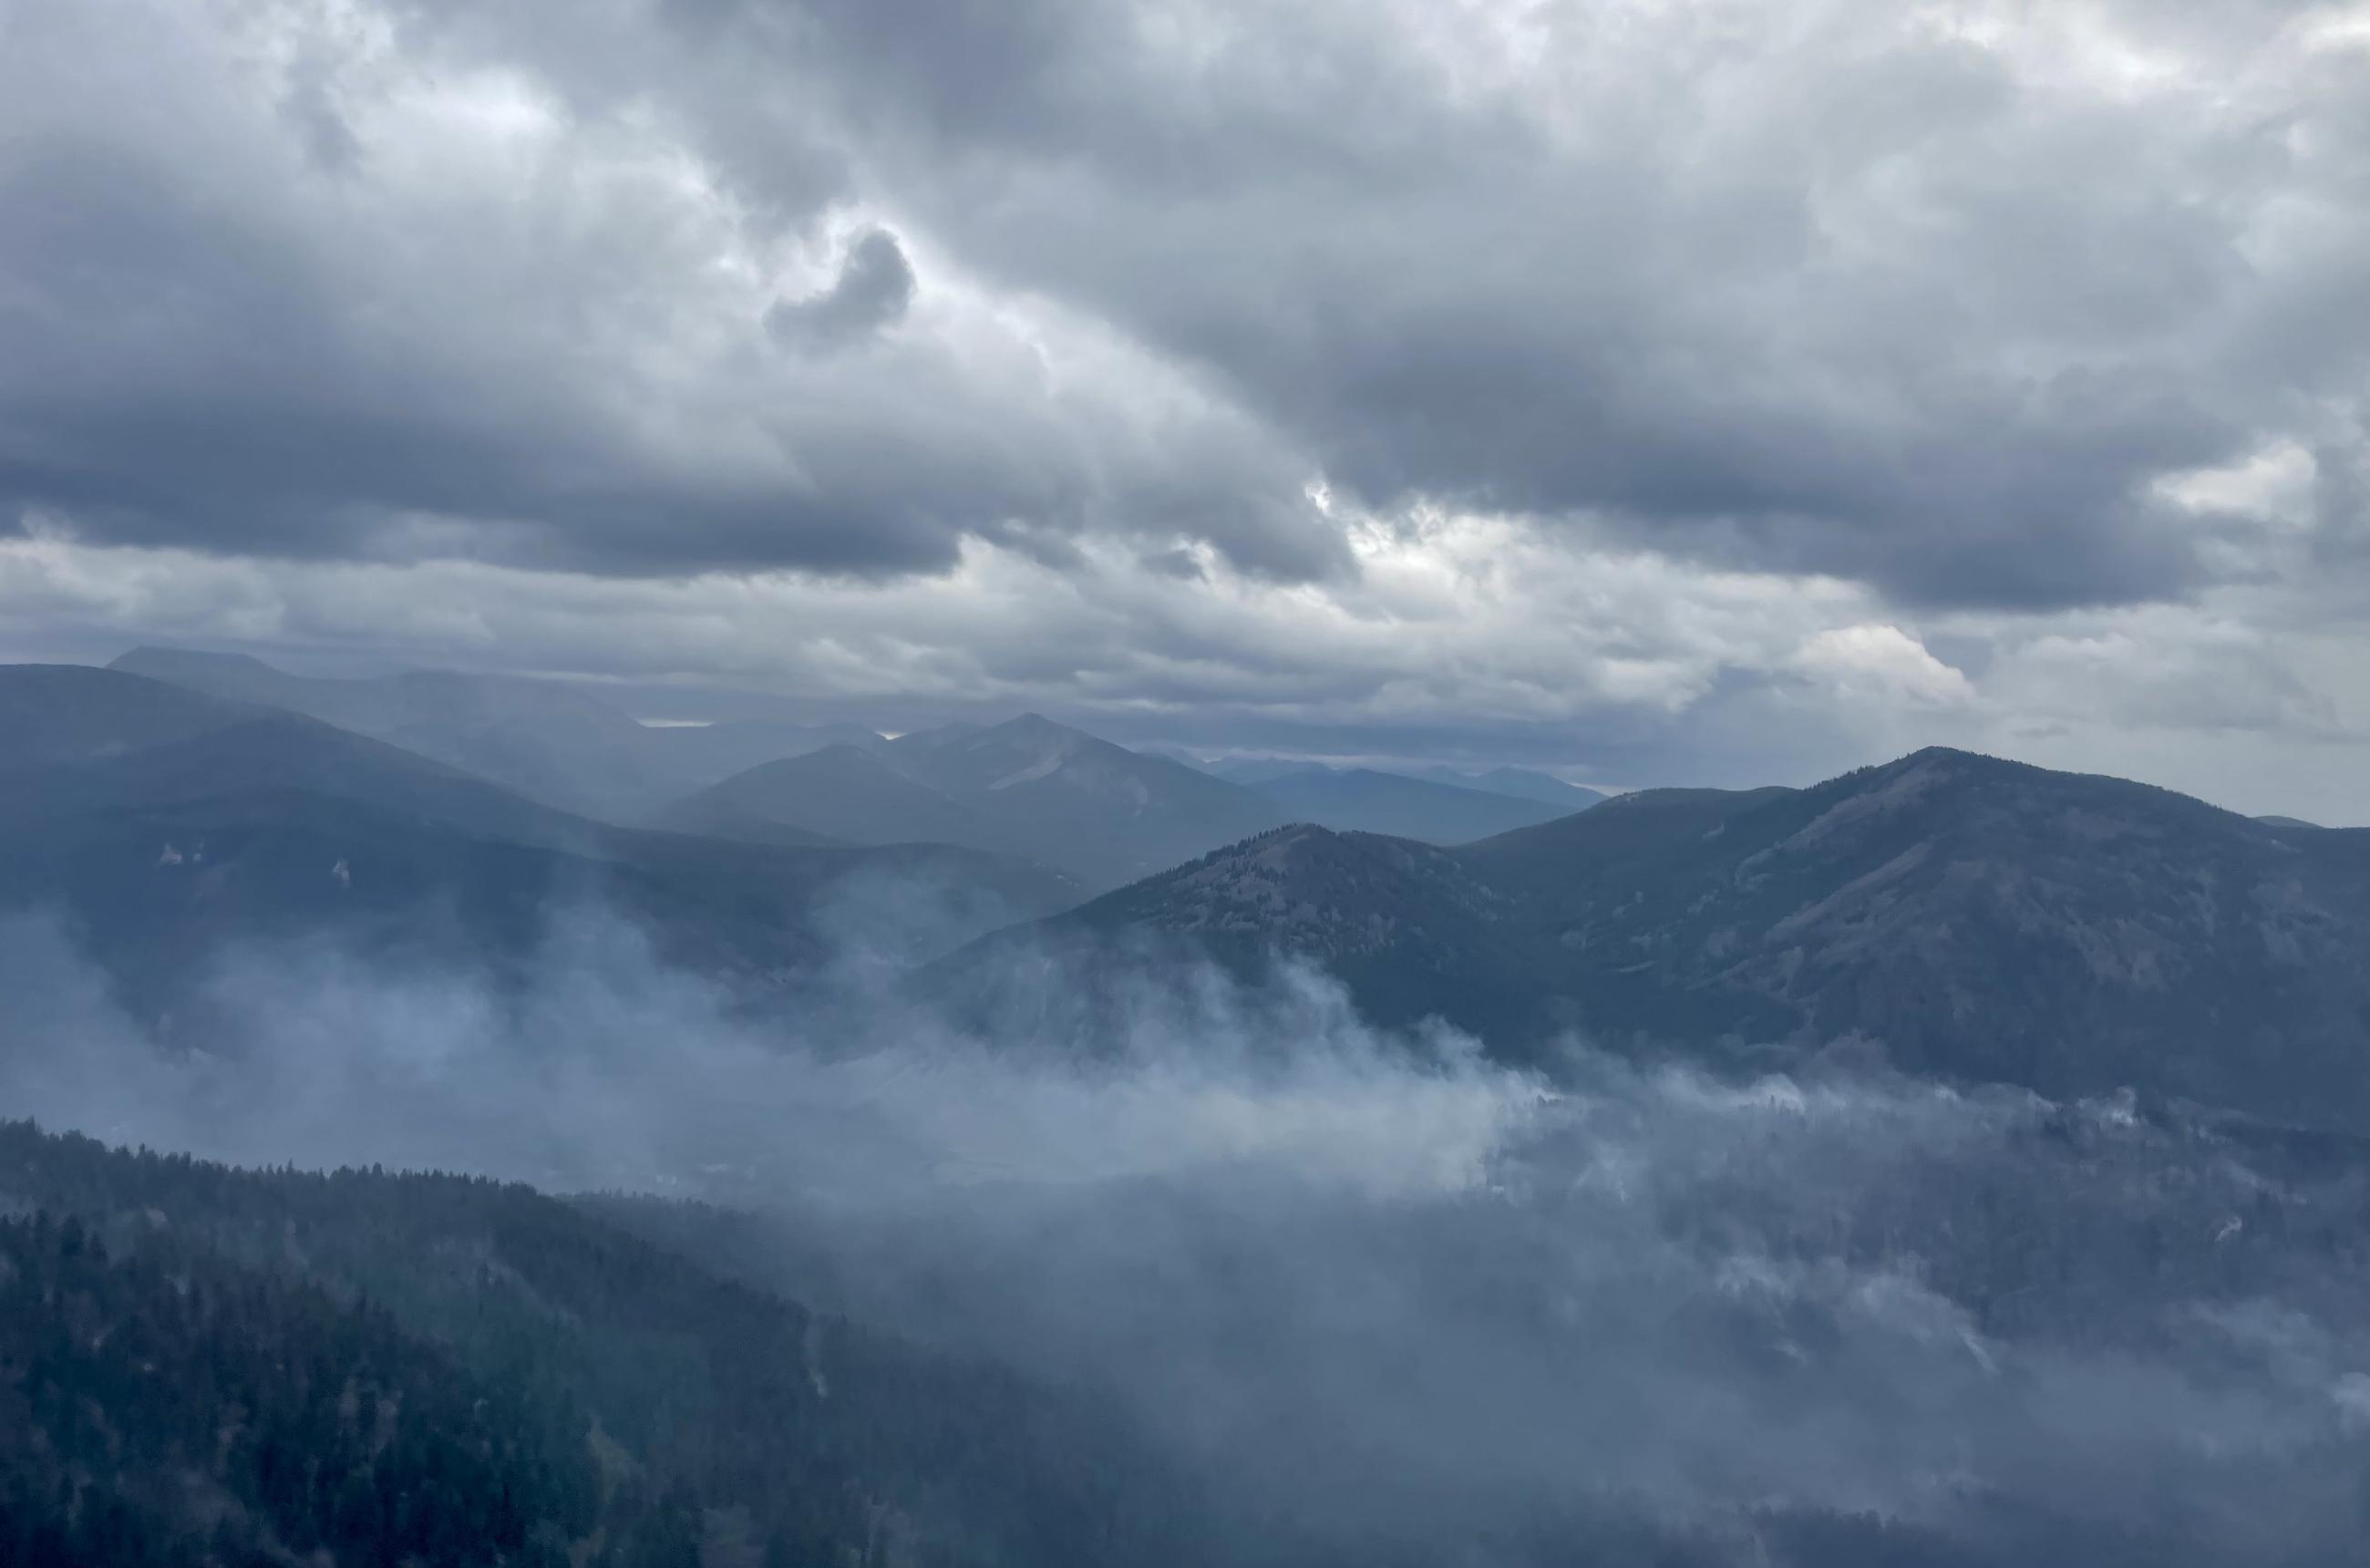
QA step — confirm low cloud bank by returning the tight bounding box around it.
[3,904,2365,1563]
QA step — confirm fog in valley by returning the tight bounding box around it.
[9,0,2370,1559]
[8,892,2366,1565]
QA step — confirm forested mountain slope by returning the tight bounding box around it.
[0,1120,1221,1568]
[14,1097,2367,1568]
[1464,748,2370,1117]
[952,749,2370,1130]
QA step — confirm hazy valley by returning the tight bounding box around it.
[2,649,2367,1566]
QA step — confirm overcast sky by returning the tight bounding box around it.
[2,0,2366,819]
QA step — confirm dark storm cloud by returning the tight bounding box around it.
[0,126,948,576]
[280,62,365,175]
[767,229,917,353]
[6,0,2364,607]
[762,0,2365,608]
[0,0,1341,583]
[4,0,2368,806]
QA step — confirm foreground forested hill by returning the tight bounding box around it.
[5,1103,2370,1566]
[0,1120,1216,1568]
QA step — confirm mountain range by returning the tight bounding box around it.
[946,747,2370,1132]
[1399,763,1612,810]
[0,665,1079,1020]
[664,714,1295,889]
[1250,767,1573,841]
[8,651,2370,1564]
[668,731,1606,885]
[1200,753,1611,813]
[108,646,882,821]
[12,650,2370,1135]
[111,651,1586,882]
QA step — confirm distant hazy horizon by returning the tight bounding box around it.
[4,1,2368,824]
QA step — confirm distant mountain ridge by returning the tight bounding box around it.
[0,665,1082,1017]
[669,714,1293,889]
[1199,754,1613,812]
[108,646,881,820]
[1400,763,1612,810]
[1252,768,1571,842]
[663,741,1001,850]
[113,647,1608,882]
[81,649,2370,1134]
[946,747,2370,1132]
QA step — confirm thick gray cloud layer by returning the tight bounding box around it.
[766,229,916,353]
[0,0,1337,580]
[772,0,2367,608]
[2,0,2367,815]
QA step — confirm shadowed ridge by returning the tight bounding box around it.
[933,745,2370,1126]
[1459,744,2370,1121]
[0,665,1089,1018]
[0,662,264,766]
[1252,767,1571,843]
[919,820,1519,1042]
[1455,781,1799,889]
[107,645,838,820]
[113,644,276,676]
[663,740,991,851]
[748,712,1293,889]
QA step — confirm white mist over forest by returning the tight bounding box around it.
[7,898,2367,1564]
[5,0,2370,1560]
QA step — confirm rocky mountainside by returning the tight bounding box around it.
[958,748,2370,1130]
